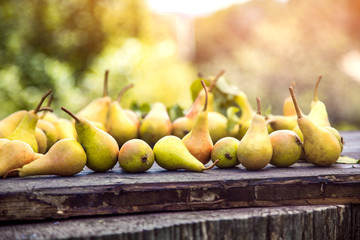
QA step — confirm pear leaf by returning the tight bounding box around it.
[129,101,151,119]
[215,75,240,96]
[190,77,211,101]
[336,156,360,164]
[168,104,185,122]
[226,106,241,132]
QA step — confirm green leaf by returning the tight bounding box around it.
[168,104,185,122]
[190,77,211,101]
[129,101,151,119]
[336,156,360,164]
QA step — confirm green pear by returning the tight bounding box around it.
[6,139,86,177]
[37,119,58,150]
[77,70,112,130]
[0,110,27,138]
[211,137,240,168]
[7,89,53,152]
[233,91,254,123]
[107,83,139,147]
[266,115,298,131]
[289,87,342,166]
[139,102,172,147]
[183,80,213,164]
[308,76,331,127]
[35,128,48,154]
[208,112,228,143]
[118,139,154,173]
[1,140,42,177]
[269,130,302,167]
[154,135,218,172]
[237,97,273,171]
[62,107,119,172]
[172,116,194,139]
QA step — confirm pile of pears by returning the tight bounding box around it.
[0,70,344,179]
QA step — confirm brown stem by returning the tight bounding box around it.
[314,75,322,102]
[203,159,219,170]
[116,83,134,102]
[61,107,80,123]
[3,168,21,179]
[208,69,225,92]
[256,97,262,115]
[289,87,303,118]
[34,89,52,114]
[291,81,296,89]
[37,107,53,113]
[201,80,208,112]
[103,70,109,97]
[40,93,54,119]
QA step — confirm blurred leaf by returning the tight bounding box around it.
[336,156,359,164]
[226,106,240,132]
[168,104,185,122]
[263,105,272,118]
[129,101,151,119]
[215,76,240,96]
[190,77,211,101]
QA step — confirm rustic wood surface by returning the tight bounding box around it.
[0,131,359,222]
[0,205,359,240]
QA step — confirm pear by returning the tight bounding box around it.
[0,139,11,148]
[62,107,119,172]
[5,139,86,177]
[124,109,140,128]
[283,81,297,116]
[266,115,298,131]
[107,83,139,147]
[182,81,213,164]
[233,91,254,123]
[211,137,240,168]
[237,97,273,171]
[172,70,224,139]
[35,128,48,154]
[269,130,302,167]
[37,119,58,150]
[308,76,331,127]
[324,126,344,152]
[7,89,53,152]
[289,87,342,166]
[208,112,228,143]
[77,70,112,130]
[154,135,218,172]
[118,139,154,173]
[0,110,27,138]
[1,140,41,177]
[53,118,77,140]
[139,102,172,147]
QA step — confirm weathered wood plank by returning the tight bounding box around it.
[0,205,359,240]
[0,131,359,222]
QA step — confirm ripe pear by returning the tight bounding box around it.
[324,126,344,152]
[1,140,42,177]
[182,81,213,164]
[37,119,58,150]
[283,81,297,116]
[308,76,331,127]
[107,83,139,147]
[269,130,302,167]
[154,135,218,172]
[77,70,112,130]
[6,139,86,177]
[0,110,27,138]
[289,87,342,166]
[35,128,48,154]
[237,97,273,171]
[233,91,254,123]
[124,109,140,128]
[7,89,53,152]
[139,102,172,147]
[53,118,77,140]
[208,112,228,143]
[211,137,240,168]
[118,139,154,173]
[62,107,119,172]
[172,117,194,139]
[266,115,298,131]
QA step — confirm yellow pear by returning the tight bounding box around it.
[283,81,297,116]
[0,110,27,138]
[237,97,273,171]
[308,76,331,127]
[53,118,77,140]
[35,128,48,154]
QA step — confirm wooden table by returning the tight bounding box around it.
[0,131,359,239]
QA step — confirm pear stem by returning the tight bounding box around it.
[201,80,208,112]
[314,75,322,102]
[116,83,134,102]
[40,93,54,119]
[203,159,219,170]
[256,97,262,115]
[3,168,21,179]
[61,107,80,123]
[34,89,53,114]
[291,81,296,89]
[289,87,303,118]
[103,70,109,97]
[208,69,225,92]
[37,107,53,113]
